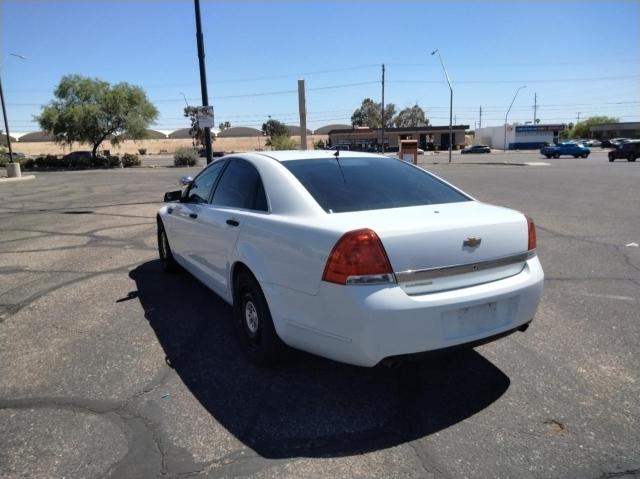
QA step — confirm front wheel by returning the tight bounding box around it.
[609,154,615,162]
[233,271,285,366]
[629,155,636,162]
[545,154,552,159]
[554,153,560,159]
[581,153,589,158]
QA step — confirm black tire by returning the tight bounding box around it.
[545,154,552,159]
[573,155,579,158]
[233,270,285,366]
[609,153,614,162]
[157,220,179,272]
[582,153,589,158]
[554,153,560,159]
[629,154,636,163]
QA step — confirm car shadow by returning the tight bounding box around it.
[129,260,511,459]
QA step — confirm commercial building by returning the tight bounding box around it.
[327,125,468,151]
[589,122,640,140]
[475,124,566,150]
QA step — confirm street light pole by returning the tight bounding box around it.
[0,54,27,165]
[431,49,453,163]
[504,85,526,152]
[193,0,213,164]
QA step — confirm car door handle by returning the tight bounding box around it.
[189,213,198,219]
[226,219,239,227]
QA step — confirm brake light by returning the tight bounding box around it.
[322,229,395,285]
[525,215,537,250]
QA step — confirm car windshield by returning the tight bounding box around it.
[283,156,470,213]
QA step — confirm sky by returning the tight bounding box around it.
[1,0,639,135]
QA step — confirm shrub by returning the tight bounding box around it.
[174,147,198,167]
[269,135,298,150]
[22,158,35,169]
[107,155,122,168]
[122,153,141,168]
[313,139,325,150]
[138,148,147,155]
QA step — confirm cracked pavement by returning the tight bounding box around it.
[1,152,639,478]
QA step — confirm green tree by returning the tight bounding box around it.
[184,106,203,147]
[37,75,158,159]
[569,115,619,139]
[261,118,288,137]
[351,98,396,128]
[392,104,429,128]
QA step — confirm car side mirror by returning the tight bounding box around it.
[164,190,183,202]
[179,176,193,186]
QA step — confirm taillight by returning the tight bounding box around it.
[525,215,537,250]
[322,229,395,285]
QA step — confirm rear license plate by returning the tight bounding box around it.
[441,298,516,339]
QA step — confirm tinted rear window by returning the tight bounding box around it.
[283,157,470,213]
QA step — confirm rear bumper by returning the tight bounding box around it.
[264,256,544,367]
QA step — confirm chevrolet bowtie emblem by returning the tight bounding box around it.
[463,237,482,248]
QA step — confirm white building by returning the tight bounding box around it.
[475,124,566,150]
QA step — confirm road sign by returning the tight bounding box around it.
[196,106,214,128]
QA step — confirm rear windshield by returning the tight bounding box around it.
[283,156,470,213]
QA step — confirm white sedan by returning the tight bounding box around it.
[157,150,544,367]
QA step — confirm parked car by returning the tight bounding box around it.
[540,142,590,158]
[585,139,601,147]
[461,145,491,154]
[158,151,544,367]
[608,140,640,162]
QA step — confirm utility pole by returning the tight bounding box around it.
[479,105,482,129]
[577,112,581,124]
[0,76,13,164]
[381,63,385,153]
[298,79,307,150]
[533,92,537,124]
[193,0,213,164]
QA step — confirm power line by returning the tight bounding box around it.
[390,75,639,85]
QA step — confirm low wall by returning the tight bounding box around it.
[11,135,329,156]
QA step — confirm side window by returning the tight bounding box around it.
[185,161,225,203]
[211,160,268,211]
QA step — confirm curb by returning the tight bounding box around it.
[0,175,36,184]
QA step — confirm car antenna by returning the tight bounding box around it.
[333,148,347,184]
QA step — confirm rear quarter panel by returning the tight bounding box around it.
[232,214,342,296]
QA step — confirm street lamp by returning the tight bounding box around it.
[504,85,526,152]
[0,53,28,171]
[431,49,453,163]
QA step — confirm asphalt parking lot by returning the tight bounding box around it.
[1,150,639,479]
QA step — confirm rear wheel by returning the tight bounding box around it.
[545,154,552,159]
[609,153,615,162]
[629,154,636,162]
[554,153,560,159]
[233,270,285,366]
[157,220,178,272]
[573,155,579,158]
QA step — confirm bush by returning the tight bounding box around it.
[107,155,122,168]
[122,153,141,168]
[174,147,198,167]
[22,158,35,169]
[313,139,325,150]
[138,148,147,155]
[269,135,298,150]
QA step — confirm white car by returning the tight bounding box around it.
[157,151,544,367]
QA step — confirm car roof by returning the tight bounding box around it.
[249,149,387,162]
